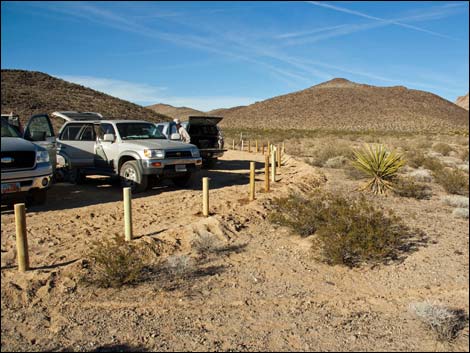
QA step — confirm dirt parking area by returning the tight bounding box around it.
[1,150,468,352]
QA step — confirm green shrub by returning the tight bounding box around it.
[432,143,454,156]
[83,236,155,288]
[269,191,412,267]
[433,168,469,196]
[352,144,405,194]
[392,177,432,200]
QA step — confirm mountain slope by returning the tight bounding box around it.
[1,69,171,130]
[455,93,469,110]
[217,78,469,133]
[146,103,204,120]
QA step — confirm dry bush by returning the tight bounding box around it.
[432,142,454,156]
[405,150,427,169]
[165,254,194,277]
[323,155,349,169]
[191,232,221,255]
[433,168,469,196]
[459,148,469,162]
[408,169,433,183]
[83,236,156,288]
[409,301,468,341]
[269,191,415,267]
[308,143,354,167]
[392,177,432,200]
[452,208,469,219]
[443,195,469,208]
[422,157,445,173]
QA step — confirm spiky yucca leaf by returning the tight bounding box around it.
[352,144,405,194]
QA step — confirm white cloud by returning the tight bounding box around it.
[56,74,259,111]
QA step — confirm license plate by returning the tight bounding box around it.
[175,164,187,172]
[1,182,21,194]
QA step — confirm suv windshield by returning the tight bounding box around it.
[1,119,21,138]
[116,123,166,140]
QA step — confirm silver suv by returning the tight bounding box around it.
[56,116,202,192]
[1,115,55,205]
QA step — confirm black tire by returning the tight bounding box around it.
[68,168,85,184]
[29,189,47,206]
[120,160,148,193]
[172,172,193,187]
[203,158,217,169]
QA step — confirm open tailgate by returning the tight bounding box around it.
[188,116,223,126]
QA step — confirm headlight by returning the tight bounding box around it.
[36,150,50,163]
[191,148,200,158]
[143,149,165,159]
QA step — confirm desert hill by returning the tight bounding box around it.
[216,78,469,133]
[456,93,469,110]
[146,103,204,121]
[1,69,171,131]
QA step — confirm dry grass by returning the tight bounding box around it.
[452,208,469,219]
[392,177,432,200]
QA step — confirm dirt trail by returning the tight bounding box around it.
[1,150,468,352]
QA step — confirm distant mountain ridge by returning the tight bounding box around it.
[455,93,469,110]
[146,103,204,121]
[1,69,171,130]
[213,78,469,133]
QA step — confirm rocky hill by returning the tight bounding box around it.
[146,103,204,121]
[1,69,171,131]
[216,78,469,133]
[455,93,469,110]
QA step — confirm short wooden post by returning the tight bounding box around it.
[255,140,258,153]
[249,161,256,201]
[271,146,277,182]
[241,140,244,151]
[282,141,285,154]
[232,139,235,150]
[264,154,270,192]
[277,145,281,168]
[248,140,251,153]
[14,203,29,272]
[123,187,133,241]
[203,177,210,217]
[262,143,265,155]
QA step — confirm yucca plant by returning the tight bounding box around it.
[352,144,405,194]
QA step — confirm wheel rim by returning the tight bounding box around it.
[123,167,137,188]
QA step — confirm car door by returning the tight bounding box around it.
[57,123,96,168]
[23,114,57,171]
[94,123,116,171]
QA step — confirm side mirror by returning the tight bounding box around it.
[30,131,47,141]
[103,133,115,142]
[170,133,181,140]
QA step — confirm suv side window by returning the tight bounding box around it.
[60,123,84,140]
[79,125,95,141]
[98,123,116,139]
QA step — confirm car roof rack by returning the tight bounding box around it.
[51,111,104,121]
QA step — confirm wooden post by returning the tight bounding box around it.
[264,154,270,192]
[241,140,244,151]
[123,187,133,241]
[248,140,251,153]
[282,141,285,154]
[203,177,210,217]
[14,203,29,272]
[277,145,281,168]
[271,146,277,182]
[255,140,258,153]
[262,143,265,155]
[249,161,256,201]
[232,139,235,150]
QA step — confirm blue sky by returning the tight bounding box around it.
[1,1,469,111]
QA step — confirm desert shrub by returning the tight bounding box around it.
[433,168,469,196]
[408,169,433,183]
[452,208,469,219]
[84,236,154,288]
[405,150,427,168]
[409,301,468,341]
[459,148,469,162]
[165,254,194,277]
[422,157,444,173]
[457,164,469,173]
[323,155,349,169]
[308,143,353,167]
[269,191,412,267]
[443,195,469,208]
[191,232,220,255]
[352,144,405,194]
[432,143,454,156]
[392,177,432,200]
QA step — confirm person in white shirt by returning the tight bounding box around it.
[173,118,191,143]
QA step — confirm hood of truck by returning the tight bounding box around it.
[123,139,197,150]
[1,137,37,152]
[188,116,223,125]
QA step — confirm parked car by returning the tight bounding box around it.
[156,116,225,167]
[1,115,55,205]
[56,116,202,192]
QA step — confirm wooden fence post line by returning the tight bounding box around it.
[203,177,210,217]
[264,154,270,192]
[14,203,29,272]
[271,147,277,182]
[249,161,256,201]
[124,187,133,241]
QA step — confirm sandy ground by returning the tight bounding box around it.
[1,150,468,352]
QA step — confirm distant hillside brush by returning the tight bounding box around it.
[269,191,414,267]
[352,144,405,194]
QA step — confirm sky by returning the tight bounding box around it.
[1,1,469,111]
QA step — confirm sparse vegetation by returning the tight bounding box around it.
[433,167,469,196]
[408,168,433,183]
[352,144,405,194]
[443,195,469,208]
[432,142,454,156]
[404,150,427,169]
[269,191,415,267]
[165,254,194,277]
[409,301,468,341]
[392,177,432,200]
[83,236,156,288]
[191,232,221,255]
[452,208,469,219]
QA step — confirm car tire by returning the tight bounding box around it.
[203,158,217,169]
[172,172,193,187]
[29,189,47,206]
[120,160,148,193]
[68,168,85,184]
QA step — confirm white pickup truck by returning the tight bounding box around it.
[54,112,202,192]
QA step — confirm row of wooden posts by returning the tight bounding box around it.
[12,142,284,272]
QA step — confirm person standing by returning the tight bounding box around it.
[173,118,191,143]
